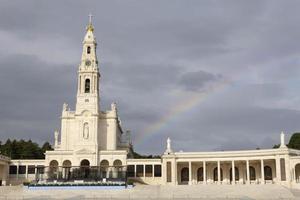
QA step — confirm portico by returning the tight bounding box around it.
[163,142,293,186]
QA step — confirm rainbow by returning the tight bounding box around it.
[135,79,231,144]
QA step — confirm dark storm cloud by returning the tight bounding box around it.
[1,0,300,154]
[179,70,222,92]
[0,54,76,143]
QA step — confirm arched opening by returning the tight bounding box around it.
[85,79,90,93]
[113,160,123,178]
[181,167,189,183]
[100,160,109,178]
[250,166,256,180]
[80,159,90,167]
[264,166,272,180]
[80,159,90,179]
[295,163,300,183]
[213,167,223,182]
[49,160,59,180]
[197,167,203,182]
[87,46,91,54]
[113,159,122,166]
[229,167,239,182]
[62,160,71,180]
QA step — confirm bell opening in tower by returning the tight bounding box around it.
[85,79,90,93]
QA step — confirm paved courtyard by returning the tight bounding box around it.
[0,184,300,199]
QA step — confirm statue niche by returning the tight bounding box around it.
[83,123,89,139]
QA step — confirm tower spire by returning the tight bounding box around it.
[87,13,94,32]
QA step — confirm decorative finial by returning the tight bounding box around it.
[87,13,94,32]
[280,131,287,148]
[165,137,173,154]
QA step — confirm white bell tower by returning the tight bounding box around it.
[75,14,100,114]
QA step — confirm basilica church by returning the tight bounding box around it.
[1,18,300,188]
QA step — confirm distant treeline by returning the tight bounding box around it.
[0,139,53,159]
[130,146,161,159]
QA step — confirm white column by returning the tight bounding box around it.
[188,161,192,185]
[175,161,177,185]
[25,165,28,179]
[34,165,37,181]
[16,164,19,179]
[171,161,175,185]
[285,155,291,183]
[203,161,206,184]
[246,160,250,184]
[152,165,154,178]
[143,165,145,178]
[232,161,235,185]
[134,165,136,178]
[217,161,221,184]
[261,159,265,184]
[276,158,281,183]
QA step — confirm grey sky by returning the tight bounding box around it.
[1,0,300,154]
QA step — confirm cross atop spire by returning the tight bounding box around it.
[88,13,93,24]
[86,13,94,32]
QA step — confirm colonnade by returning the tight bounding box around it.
[164,157,290,185]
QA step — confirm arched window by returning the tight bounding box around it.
[113,159,122,166]
[49,160,59,180]
[100,160,109,178]
[62,160,72,180]
[87,46,91,54]
[264,166,272,180]
[181,167,189,182]
[197,167,203,181]
[213,167,223,181]
[85,79,90,93]
[250,166,256,180]
[80,159,90,179]
[295,163,300,182]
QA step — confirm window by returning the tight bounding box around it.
[87,46,91,54]
[127,165,135,177]
[197,167,203,181]
[9,166,17,174]
[250,166,256,180]
[264,166,272,180]
[18,165,26,174]
[145,165,153,177]
[85,79,90,93]
[154,165,161,177]
[37,166,45,174]
[213,167,223,181]
[28,165,35,174]
[136,165,144,177]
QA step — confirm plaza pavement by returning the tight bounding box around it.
[0,184,299,199]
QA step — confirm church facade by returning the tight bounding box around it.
[2,19,300,188]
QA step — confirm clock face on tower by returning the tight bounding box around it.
[85,60,91,66]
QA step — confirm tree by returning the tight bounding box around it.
[42,142,53,152]
[288,133,300,150]
[0,139,53,159]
